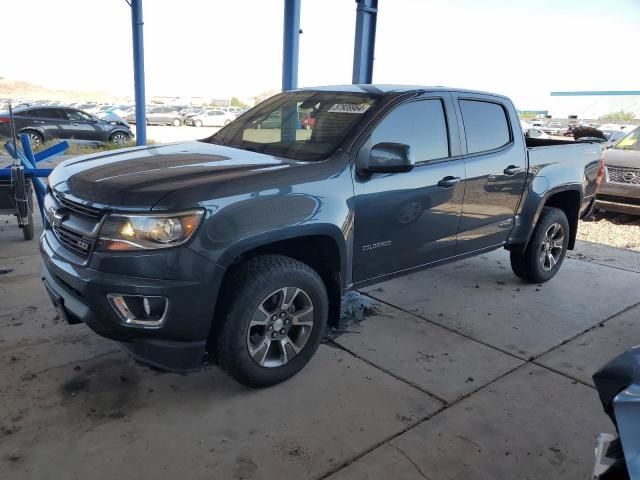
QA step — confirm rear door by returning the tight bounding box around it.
[26,108,69,140]
[352,95,466,283]
[453,96,527,253]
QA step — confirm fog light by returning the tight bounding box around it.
[108,294,168,327]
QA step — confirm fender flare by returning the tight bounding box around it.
[517,183,582,252]
[19,127,46,140]
[214,223,350,288]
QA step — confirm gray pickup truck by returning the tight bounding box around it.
[40,85,603,387]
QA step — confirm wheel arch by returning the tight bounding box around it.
[519,186,581,252]
[109,129,132,140]
[19,127,45,142]
[206,226,348,355]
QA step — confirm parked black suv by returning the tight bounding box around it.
[0,106,133,147]
[40,86,602,388]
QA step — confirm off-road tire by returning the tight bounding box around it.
[215,254,328,388]
[510,206,570,283]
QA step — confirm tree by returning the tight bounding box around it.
[230,96,248,109]
[600,110,636,121]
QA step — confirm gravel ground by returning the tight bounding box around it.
[578,211,640,251]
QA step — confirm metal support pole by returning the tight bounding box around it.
[282,0,301,91]
[352,0,378,84]
[131,0,147,145]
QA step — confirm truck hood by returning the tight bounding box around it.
[603,148,640,169]
[49,141,301,209]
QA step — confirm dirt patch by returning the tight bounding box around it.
[58,357,143,426]
[579,212,640,251]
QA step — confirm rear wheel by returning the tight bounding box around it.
[215,255,328,388]
[194,119,203,127]
[172,118,181,127]
[24,130,43,148]
[510,207,570,283]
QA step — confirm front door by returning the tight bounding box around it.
[454,97,527,253]
[352,97,465,284]
[63,109,101,142]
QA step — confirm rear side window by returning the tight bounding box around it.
[368,99,449,163]
[25,108,64,119]
[460,100,511,154]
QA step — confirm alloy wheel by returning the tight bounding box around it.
[27,132,41,147]
[111,133,129,146]
[539,223,564,271]
[246,287,314,368]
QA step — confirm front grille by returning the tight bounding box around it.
[53,191,103,219]
[607,166,640,185]
[53,226,96,258]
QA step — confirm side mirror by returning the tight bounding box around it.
[364,142,415,174]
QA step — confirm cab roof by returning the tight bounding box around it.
[296,84,509,100]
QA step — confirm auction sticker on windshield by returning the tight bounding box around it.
[328,104,371,114]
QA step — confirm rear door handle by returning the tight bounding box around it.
[503,165,523,175]
[437,176,462,188]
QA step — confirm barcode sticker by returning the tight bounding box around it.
[327,104,371,114]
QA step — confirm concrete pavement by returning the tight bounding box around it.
[1,216,639,479]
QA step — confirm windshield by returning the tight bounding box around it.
[207,91,381,161]
[614,127,640,150]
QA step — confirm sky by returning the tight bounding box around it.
[2,0,639,109]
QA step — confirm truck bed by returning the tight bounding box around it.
[525,137,602,210]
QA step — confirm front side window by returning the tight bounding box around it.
[460,99,511,154]
[66,110,93,122]
[367,99,450,163]
[209,91,381,161]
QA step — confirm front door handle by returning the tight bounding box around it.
[437,176,462,188]
[503,165,523,175]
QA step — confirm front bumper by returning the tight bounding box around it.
[40,230,224,372]
[596,194,640,215]
[597,175,640,215]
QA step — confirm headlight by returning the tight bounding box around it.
[97,210,204,251]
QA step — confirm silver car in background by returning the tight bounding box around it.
[596,127,640,215]
[188,109,236,127]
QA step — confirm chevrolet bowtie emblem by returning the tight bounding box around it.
[48,207,67,228]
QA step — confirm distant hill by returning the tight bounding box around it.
[0,78,122,103]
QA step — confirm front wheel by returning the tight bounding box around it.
[110,132,130,146]
[172,118,181,127]
[215,255,328,388]
[194,119,203,127]
[510,206,570,283]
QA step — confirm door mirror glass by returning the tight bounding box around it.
[365,142,415,174]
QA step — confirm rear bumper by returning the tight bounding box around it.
[40,230,224,372]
